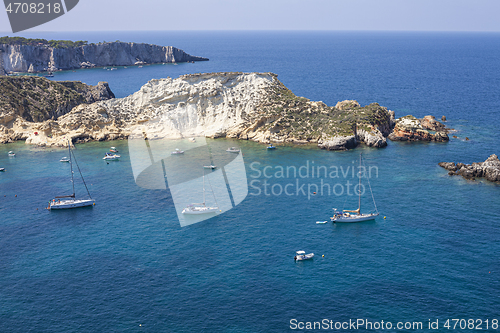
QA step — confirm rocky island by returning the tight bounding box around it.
[0,72,449,150]
[439,155,500,183]
[389,115,449,142]
[0,37,208,74]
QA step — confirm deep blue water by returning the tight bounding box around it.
[1,31,500,332]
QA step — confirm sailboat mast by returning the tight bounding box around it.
[358,153,361,213]
[202,173,206,207]
[69,141,75,196]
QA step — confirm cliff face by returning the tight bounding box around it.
[0,42,208,73]
[0,76,114,142]
[3,72,395,149]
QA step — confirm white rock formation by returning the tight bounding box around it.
[18,72,278,146]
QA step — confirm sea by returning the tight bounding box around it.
[0,31,499,332]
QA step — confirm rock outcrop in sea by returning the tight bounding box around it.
[0,76,114,143]
[388,115,449,142]
[0,72,396,149]
[439,154,500,182]
[0,41,208,74]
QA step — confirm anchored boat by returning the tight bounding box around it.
[171,148,184,155]
[182,173,220,215]
[331,153,379,223]
[49,141,94,210]
[103,152,120,160]
[294,251,314,261]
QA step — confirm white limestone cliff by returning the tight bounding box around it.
[0,42,208,74]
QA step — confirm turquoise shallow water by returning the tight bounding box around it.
[0,32,500,332]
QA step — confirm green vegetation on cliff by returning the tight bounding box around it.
[0,36,88,48]
[0,76,113,122]
[256,79,391,140]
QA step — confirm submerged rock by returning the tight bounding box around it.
[439,154,500,183]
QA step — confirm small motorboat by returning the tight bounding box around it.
[294,251,314,261]
[316,221,328,224]
[226,147,240,153]
[0,168,5,172]
[8,151,15,157]
[60,157,70,162]
[110,147,119,153]
[267,145,276,150]
[171,149,184,155]
[103,152,120,160]
[203,165,216,169]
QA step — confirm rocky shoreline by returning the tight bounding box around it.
[439,155,500,183]
[0,72,451,150]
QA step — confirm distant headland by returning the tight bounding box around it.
[0,37,208,75]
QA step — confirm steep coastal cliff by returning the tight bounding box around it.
[0,41,208,74]
[0,76,114,142]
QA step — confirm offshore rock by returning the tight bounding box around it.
[389,115,449,142]
[439,154,500,182]
[0,42,208,74]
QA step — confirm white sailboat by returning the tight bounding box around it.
[49,142,94,210]
[331,153,379,223]
[182,173,220,215]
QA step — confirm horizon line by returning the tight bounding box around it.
[1,29,500,35]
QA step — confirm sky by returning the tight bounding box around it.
[1,0,500,33]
